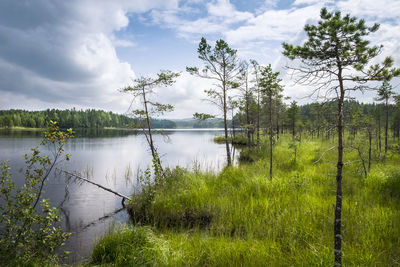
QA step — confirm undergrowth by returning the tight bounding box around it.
[91,134,400,266]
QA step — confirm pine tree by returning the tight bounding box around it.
[375,80,394,155]
[259,64,283,179]
[187,38,241,166]
[283,8,400,266]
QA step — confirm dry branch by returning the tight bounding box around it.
[59,169,131,202]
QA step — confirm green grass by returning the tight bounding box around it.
[213,134,249,146]
[90,134,400,266]
[0,126,45,131]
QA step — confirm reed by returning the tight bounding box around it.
[91,134,400,266]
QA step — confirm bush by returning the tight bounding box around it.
[0,121,73,266]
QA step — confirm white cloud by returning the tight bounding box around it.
[337,0,400,21]
[206,0,253,22]
[293,0,331,6]
[0,0,178,112]
[1,0,400,117]
[149,0,254,39]
[155,72,219,119]
[225,4,324,45]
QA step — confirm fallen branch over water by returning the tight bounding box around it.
[59,169,132,203]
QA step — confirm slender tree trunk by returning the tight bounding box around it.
[230,112,236,163]
[142,87,158,163]
[246,92,251,148]
[232,113,236,139]
[385,99,389,155]
[269,94,273,179]
[334,64,344,267]
[292,115,296,139]
[257,88,260,145]
[368,129,372,172]
[276,123,280,140]
[378,113,382,154]
[223,81,231,166]
[357,146,367,178]
[276,106,280,141]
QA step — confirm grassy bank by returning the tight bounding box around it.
[213,134,249,146]
[0,126,45,131]
[90,135,400,266]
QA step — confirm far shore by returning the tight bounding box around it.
[1,126,230,131]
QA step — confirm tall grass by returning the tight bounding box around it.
[91,134,400,266]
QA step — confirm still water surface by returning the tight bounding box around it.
[0,128,226,263]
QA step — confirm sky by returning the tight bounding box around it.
[0,0,399,119]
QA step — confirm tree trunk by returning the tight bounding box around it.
[368,129,372,172]
[143,88,154,156]
[334,64,344,267]
[357,146,367,178]
[223,82,231,167]
[385,99,389,155]
[292,115,296,139]
[257,88,260,145]
[269,94,273,179]
[141,86,166,182]
[276,107,280,141]
[246,92,251,148]
[378,113,382,154]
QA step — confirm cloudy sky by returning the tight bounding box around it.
[0,0,399,119]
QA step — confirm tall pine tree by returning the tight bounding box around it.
[283,8,400,266]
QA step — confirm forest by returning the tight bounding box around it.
[0,109,177,129]
[1,100,399,137]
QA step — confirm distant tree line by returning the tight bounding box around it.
[193,119,225,128]
[0,109,177,129]
[234,99,400,141]
[231,98,400,141]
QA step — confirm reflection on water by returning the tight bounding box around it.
[0,128,140,138]
[0,128,226,263]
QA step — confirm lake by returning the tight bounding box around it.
[0,128,227,263]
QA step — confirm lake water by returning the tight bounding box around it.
[0,128,227,263]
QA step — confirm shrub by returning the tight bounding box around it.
[0,121,73,266]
